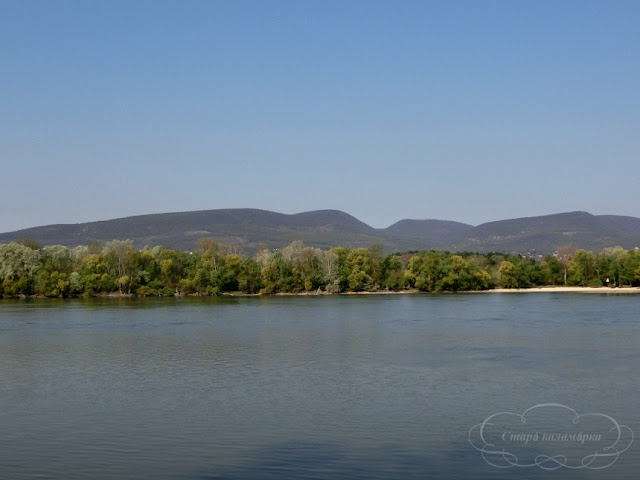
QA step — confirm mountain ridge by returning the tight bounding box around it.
[1,209,639,254]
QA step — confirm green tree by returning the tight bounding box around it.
[367,244,385,288]
[498,260,518,288]
[541,254,563,285]
[345,248,373,292]
[568,249,597,286]
[238,257,262,293]
[380,254,405,291]
[259,251,293,294]
[619,249,640,286]
[597,246,625,287]
[331,247,352,292]
[0,242,42,295]
[281,241,324,291]
[405,251,445,292]
[104,240,140,294]
[439,255,490,291]
[40,245,73,274]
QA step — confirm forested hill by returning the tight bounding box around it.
[1,209,640,254]
[0,209,393,252]
[382,219,473,240]
[448,211,640,253]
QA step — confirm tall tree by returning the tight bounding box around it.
[556,244,576,285]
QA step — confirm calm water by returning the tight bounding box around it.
[0,294,638,479]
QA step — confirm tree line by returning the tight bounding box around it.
[1,239,639,298]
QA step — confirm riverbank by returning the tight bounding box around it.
[4,286,640,300]
[483,286,640,294]
[266,286,640,296]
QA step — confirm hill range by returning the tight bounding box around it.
[1,209,639,254]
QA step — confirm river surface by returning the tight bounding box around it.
[1,294,638,479]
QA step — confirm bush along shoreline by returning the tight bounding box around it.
[1,239,639,298]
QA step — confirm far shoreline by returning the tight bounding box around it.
[3,286,640,301]
[476,286,640,294]
[269,286,640,296]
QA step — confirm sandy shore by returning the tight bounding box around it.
[272,286,640,296]
[483,286,640,294]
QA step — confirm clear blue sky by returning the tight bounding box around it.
[1,0,639,232]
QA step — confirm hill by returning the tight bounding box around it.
[449,211,640,253]
[0,209,390,253]
[383,219,473,241]
[1,209,639,254]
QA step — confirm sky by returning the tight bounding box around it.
[1,0,639,232]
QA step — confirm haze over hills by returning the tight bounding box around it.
[1,209,639,254]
